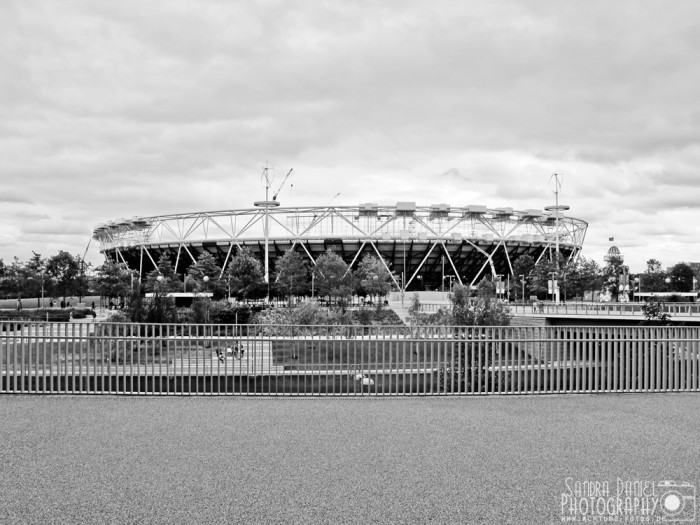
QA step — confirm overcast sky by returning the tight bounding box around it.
[1,1,699,272]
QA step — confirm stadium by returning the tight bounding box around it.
[93,200,587,292]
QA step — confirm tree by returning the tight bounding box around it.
[438,280,511,393]
[529,256,560,299]
[144,253,182,294]
[24,252,47,306]
[45,251,83,302]
[668,262,694,293]
[130,281,178,324]
[641,259,669,292]
[512,254,535,301]
[186,252,225,299]
[1,258,25,300]
[355,254,394,303]
[408,292,422,324]
[94,259,135,304]
[567,257,602,300]
[451,279,511,326]
[226,248,266,301]
[313,249,354,308]
[275,250,310,304]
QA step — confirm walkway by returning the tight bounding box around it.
[2,394,698,524]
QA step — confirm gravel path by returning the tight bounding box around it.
[1,394,698,524]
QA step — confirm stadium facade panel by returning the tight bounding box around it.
[93,203,587,291]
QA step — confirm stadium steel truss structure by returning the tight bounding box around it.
[93,202,588,291]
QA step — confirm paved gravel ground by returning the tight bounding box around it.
[1,394,698,525]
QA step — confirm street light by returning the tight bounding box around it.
[520,274,525,304]
[202,275,211,323]
[441,256,445,292]
[544,174,569,305]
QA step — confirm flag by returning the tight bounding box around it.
[609,237,615,242]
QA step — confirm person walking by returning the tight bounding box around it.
[16,298,22,311]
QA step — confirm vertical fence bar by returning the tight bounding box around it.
[693,327,699,391]
[652,327,659,391]
[673,326,680,392]
[680,327,687,392]
[661,327,668,392]
[643,326,649,392]
[611,327,618,392]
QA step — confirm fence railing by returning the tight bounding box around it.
[2,322,699,395]
[508,302,700,317]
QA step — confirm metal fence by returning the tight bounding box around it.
[2,321,699,395]
[509,301,700,317]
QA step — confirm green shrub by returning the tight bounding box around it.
[354,307,373,326]
[253,307,294,326]
[293,301,328,325]
[71,308,93,319]
[211,304,260,324]
[106,311,131,323]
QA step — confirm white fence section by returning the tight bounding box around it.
[2,322,699,395]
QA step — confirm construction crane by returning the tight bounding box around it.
[272,168,293,201]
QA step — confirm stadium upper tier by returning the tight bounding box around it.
[93,202,587,290]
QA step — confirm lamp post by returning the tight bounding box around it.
[441,256,445,292]
[202,275,210,323]
[520,274,525,305]
[544,174,569,305]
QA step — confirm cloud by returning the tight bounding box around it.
[1,1,700,271]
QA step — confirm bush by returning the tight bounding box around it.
[211,304,260,324]
[106,310,131,323]
[253,307,294,327]
[0,309,76,322]
[70,308,93,319]
[355,307,373,326]
[640,298,671,325]
[293,301,329,325]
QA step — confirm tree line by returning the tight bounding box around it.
[511,254,697,302]
[1,248,697,305]
[0,251,89,305]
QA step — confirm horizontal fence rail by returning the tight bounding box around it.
[2,322,699,396]
[509,301,700,317]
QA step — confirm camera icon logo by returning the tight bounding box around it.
[658,480,696,522]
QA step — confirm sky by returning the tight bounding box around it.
[1,1,699,273]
